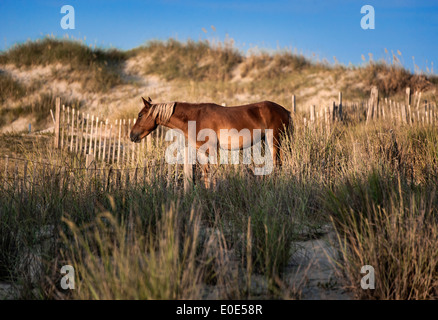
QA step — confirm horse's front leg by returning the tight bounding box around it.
[202,163,211,189]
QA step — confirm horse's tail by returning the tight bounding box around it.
[279,110,293,145]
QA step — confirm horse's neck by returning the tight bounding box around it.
[160,102,191,135]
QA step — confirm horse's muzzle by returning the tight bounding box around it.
[130,132,141,143]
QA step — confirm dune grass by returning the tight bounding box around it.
[0,38,126,92]
[1,38,438,300]
[327,170,438,299]
[0,38,125,68]
[2,37,438,132]
[360,62,432,96]
[0,93,83,130]
[0,71,26,103]
[129,39,243,82]
[1,113,437,299]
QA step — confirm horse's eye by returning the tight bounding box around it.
[138,113,143,118]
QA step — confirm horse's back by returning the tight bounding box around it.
[256,101,291,130]
[178,100,291,132]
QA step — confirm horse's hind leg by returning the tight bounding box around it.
[272,132,283,168]
[278,145,284,167]
[272,144,282,168]
[202,164,212,189]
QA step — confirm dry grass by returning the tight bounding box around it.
[129,39,242,82]
[0,38,126,92]
[1,116,438,299]
[361,63,432,95]
[0,92,83,130]
[327,174,438,299]
[240,51,312,80]
[62,204,209,299]
[0,71,26,103]
[2,37,438,133]
[1,37,438,300]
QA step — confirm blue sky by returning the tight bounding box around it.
[0,0,437,73]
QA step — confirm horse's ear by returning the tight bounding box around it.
[141,96,151,107]
[147,97,152,102]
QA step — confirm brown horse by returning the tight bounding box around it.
[130,97,292,173]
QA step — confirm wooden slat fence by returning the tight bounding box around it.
[1,155,195,195]
[296,88,437,134]
[51,99,171,168]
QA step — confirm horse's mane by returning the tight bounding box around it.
[147,102,176,124]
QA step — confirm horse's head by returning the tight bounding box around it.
[130,96,158,143]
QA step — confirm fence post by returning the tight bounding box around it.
[103,120,109,163]
[100,166,106,191]
[54,97,61,148]
[167,162,172,187]
[59,166,65,193]
[86,153,94,168]
[31,160,37,194]
[141,136,145,160]
[106,166,113,192]
[406,87,411,107]
[3,155,9,188]
[175,162,179,191]
[425,100,429,125]
[70,108,75,151]
[86,153,95,191]
[116,169,121,189]
[143,159,149,185]
[79,113,84,154]
[23,160,28,193]
[112,120,118,163]
[13,162,19,199]
[61,105,66,149]
[184,147,194,193]
[332,102,336,122]
[93,117,99,159]
[66,106,70,149]
[125,167,130,188]
[370,86,378,120]
[401,103,407,124]
[84,114,90,155]
[98,120,103,160]
[133,165,138,186]
[131,119,136,164]
[292,95,296,114]
[147,133,152,152]
[117,119,122,165]
[75,109,80,153]
[338,91,342,120]
[310,105,315,125]
[389,100,394,122]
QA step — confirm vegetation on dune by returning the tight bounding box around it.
[326,168,438,299]
[129,39,243,81]
[361,62,432,95]
[0,38,125,67]
[0,92,83,130]
[127,38,437,97]
[1,115,438,299]
[0,38,127,92]
[0,37,437,127]
[0,38,436,96]
[240,51,313,80]
[1,37,438,300]
[0,71,26,103]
